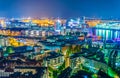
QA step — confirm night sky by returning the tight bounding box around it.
[0,0,120,18]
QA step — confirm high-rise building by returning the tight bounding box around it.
[54,19,62,32]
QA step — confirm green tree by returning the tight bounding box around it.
[4,46,14,56]
[48,61,66,78]
[6,46,14,54]
[48,66,58,78]
[58,61,65,71]
[66,45,73,57]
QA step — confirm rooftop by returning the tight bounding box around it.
[45,52,63,60]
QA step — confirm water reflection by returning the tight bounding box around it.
[95,29,120,40]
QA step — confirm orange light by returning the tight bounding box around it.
[87,20,100,27]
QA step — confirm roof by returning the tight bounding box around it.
[15,66,47,69]
[14,46,34,53]
[0,59,24,64]
[45,52,63,60]
[70,47,99,59]
[6,28,28,31]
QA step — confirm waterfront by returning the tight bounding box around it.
[91,28,120,40]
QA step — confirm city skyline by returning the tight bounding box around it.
[0,0,119,78]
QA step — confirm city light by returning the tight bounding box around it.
[0,0,119,78]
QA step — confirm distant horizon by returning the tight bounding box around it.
[0,16,120,20]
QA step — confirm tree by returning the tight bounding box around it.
[58,61,65,71]
[48,66,58,78]
[48,61,65,78]
[66,45,73,57]
[58,49,62,54]
[4,46,14,57]
[6,46,14,54]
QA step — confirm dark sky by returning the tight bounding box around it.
[0,0,120,18]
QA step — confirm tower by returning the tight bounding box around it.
[54,19,62,32]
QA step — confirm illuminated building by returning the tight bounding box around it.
[14,67,48,78]
[25,30,29,36]
[92,41,103,48]
[23,19,66,28]
[8,37,37,47]
[0,30,21,36]
[23,29,53,37]
[22,19,55,26]
[54,19,62,32]
[91,22,120,40]
[0,37,10,46]
[67,17,86,28]
[95,22,120,30]
[107,46,120,72]
[8,38,24,47]
[0,37,6,47]
[7,20,31,28]
[0,66,48,78]
[43,52,64,68]
[87,20,100,27]
[0,28,52,37]
[66,18,88,34]
[0,20,6,28]
[70,52,109,74]
[67,18,81,27]
[115,51,120,71]
[80,16,85,23]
